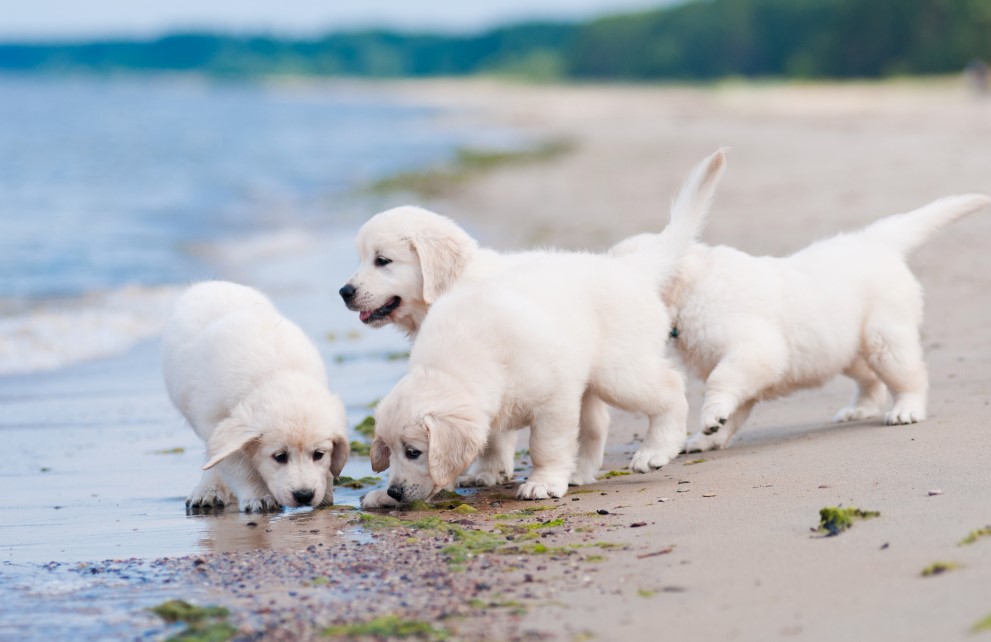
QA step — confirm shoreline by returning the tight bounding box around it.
[4,78,991,641]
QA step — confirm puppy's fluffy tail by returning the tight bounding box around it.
[610,148,726,289]
[861,194,991,256]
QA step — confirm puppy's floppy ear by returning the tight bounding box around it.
[329,434,350,479]
[370,436,391,473]
[203,418,261,470]
[424,413,486,488]
[410,230,475,304]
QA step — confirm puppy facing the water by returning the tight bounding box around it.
[612,191,991,452]
[162,281,348,512]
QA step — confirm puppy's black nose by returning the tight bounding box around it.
[292,489,315,506]
[339,284,356,302]
[387,485,404,502]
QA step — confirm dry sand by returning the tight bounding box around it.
[376,79,991,641]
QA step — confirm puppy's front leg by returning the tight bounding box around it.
[187,469,234,510]
[629,369,688,472]
[459,429,516,487]
[686,399,756,453]
[361,489,400,509]
[518,401,578,500]
[224,471,281,513]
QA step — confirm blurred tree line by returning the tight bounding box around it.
[2,0,989,80]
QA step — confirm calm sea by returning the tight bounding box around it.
[0,75,516,374]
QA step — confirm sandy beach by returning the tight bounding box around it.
[3,79,990,641]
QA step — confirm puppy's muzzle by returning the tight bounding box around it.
[387,485,404,502]
[339,283,356,303]
[292,489,316,506]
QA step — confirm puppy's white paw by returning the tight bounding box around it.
[685,431,728,453]
[186,483,233,509]
[700,401,733,435]
[458,470,508,488]
[517,479,567,500]
[361,489,400,509]
[240,495,281,513]
[885,404,926,425]
[832,405,881,423]
[629,446,678,473]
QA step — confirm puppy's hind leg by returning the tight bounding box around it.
[627,367,688,472]
[571,392,610,485]
[187,469,234,511]
[865,321,929,425]
[518,398,580,500]
[832,357,888,423]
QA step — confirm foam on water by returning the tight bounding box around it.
[0,285,183,376]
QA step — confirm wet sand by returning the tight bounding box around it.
[3,79,991,641]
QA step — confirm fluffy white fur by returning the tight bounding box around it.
[361,151,727,508]
[341,206,550,486]
[162,281,348,512]
[613,188,991,452]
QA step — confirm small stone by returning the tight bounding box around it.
[596,509,610,515]
[928,489,943,496]
[817,484,830,489]
[678,480,690,485]
[702,493,716,498]
[630,522,647,528]
[246,522,258,528]
[571,497,580,501]
[658,498,669,503]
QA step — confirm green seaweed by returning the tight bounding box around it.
[149,600,235,642]
[959,526,991,546]
[154,447,186,455]
[817,506,880,536]
[599,470,632,479]
[637,588,657,598]
[920,561,959,577]
[972,612,991,634]
[323,615,449,640]
[349,440,371,457]
[353,416,376,438]
[452,503,478,514]
[336,475,381,489]
[365,140,574,199]
[684,458,706,465]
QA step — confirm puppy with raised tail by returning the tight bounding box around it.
[613,185,990,452]
[163,281,349,512]
[361,150,727,508]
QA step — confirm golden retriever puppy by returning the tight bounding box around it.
[612,190,990,452]
[162,281,348,512]
[362,151,726,507]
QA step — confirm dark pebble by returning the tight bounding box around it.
[246,522,258,528]
[596,509,610,515]
[631,521,647,528]
[571,497,580,501]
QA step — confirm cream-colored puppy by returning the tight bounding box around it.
[340,206,610,486]
[613,191,990,452]
[163,281,348,512]
[362,151,726,508]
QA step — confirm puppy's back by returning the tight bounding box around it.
[162,281,326,436]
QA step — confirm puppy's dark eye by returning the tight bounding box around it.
[272,452,288,464]
[313,450,325,461]
[404,447,422,460]
[374,256,392,267]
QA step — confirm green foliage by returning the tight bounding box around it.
[335,475,381,489]
[959,526,991,546]
[149,600,235,642]
[4,2,989,80]
[920,561,959,577]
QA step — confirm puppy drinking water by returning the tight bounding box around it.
[361,151,726,508]
[163,281,349,512]
[613,187,990,452]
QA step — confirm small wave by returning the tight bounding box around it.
[0,285,183,376]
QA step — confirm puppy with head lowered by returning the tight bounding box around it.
[340,204,613,486]
[361,151,726,508]
[612,182,991,452]
[163,281,349,512]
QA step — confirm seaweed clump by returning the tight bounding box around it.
[816,506,880,536]
[323,615,449,640]
[149,600,236,642]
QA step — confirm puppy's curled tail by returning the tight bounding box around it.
[862,193,991,256]
[610,148,727,290]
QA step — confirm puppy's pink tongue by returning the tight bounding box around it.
[359,310,372,322]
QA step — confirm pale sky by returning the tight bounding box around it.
[2,0,679,41]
